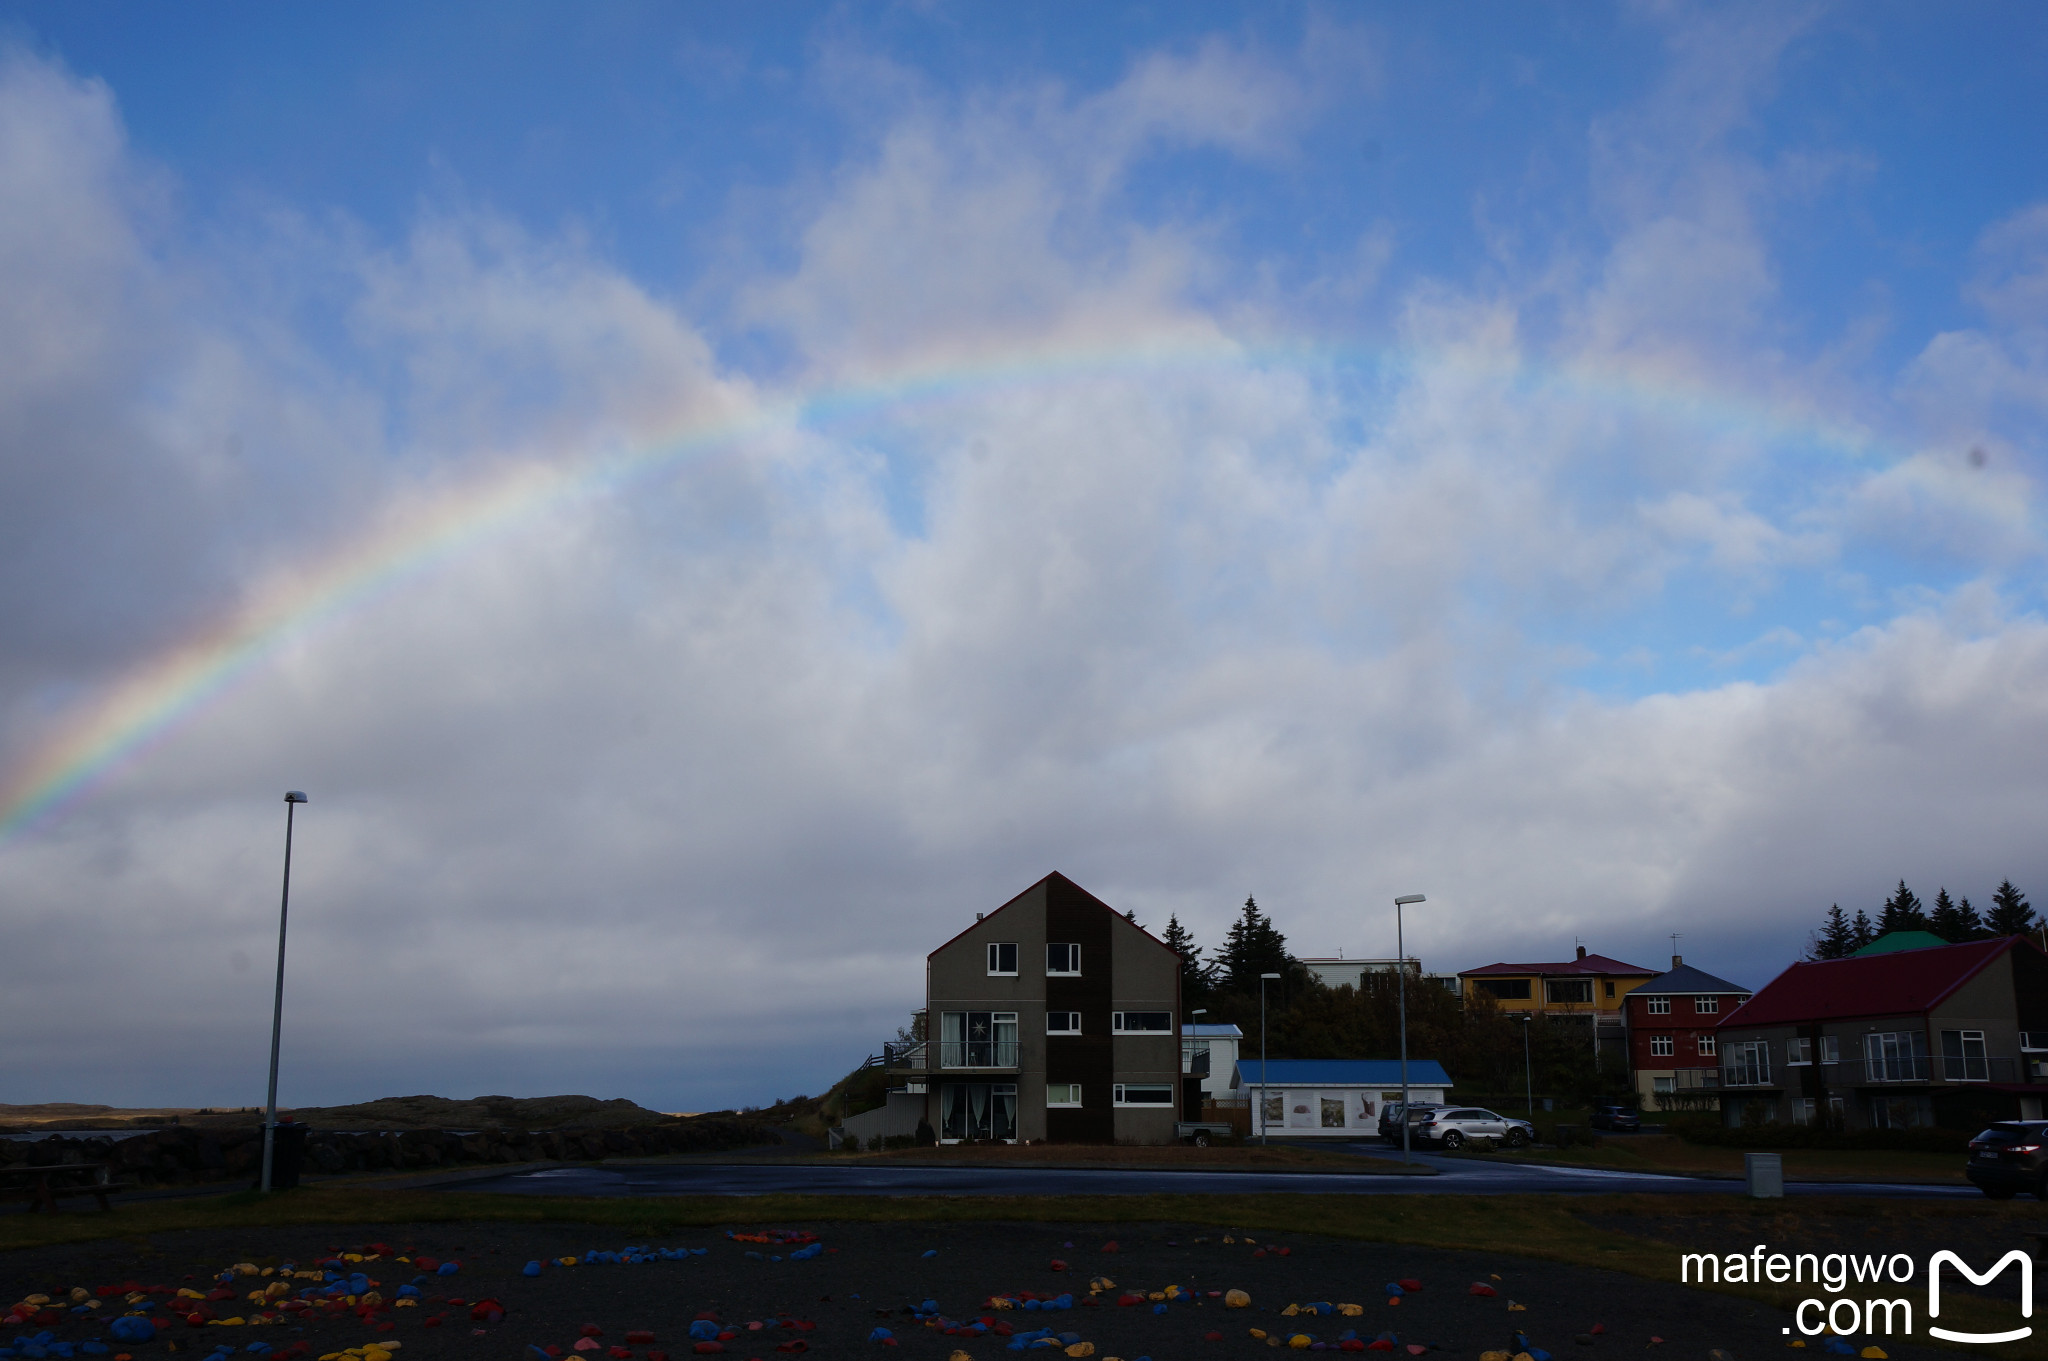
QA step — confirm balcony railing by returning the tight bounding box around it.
[1769,1055,2034,1085]
[882,1041,928,1071]
[938,1040,1018,1069]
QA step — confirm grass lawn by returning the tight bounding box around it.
[1456,1133,1970,1183]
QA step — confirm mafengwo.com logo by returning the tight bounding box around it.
[1681,1246,2034,1344]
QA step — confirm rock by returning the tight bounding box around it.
[1469,1286,1497,1297]
[1226,1292,1252,1309]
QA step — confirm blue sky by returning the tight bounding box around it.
[0,3,2044,1110]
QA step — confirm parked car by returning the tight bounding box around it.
[1966,1120,2048,1200]
[1414,1106,1534,1150]
[1378,1102,1441,1145]
[1589,1104,1642,1133]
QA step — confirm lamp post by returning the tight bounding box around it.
[1258,973,1281,1144]
[1393,894,1426,1165]
[1522,1015,1534,1119]
[260,791,308,1194]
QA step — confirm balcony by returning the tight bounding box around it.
[938,1040,1018,1070]
[881,1041,928,1072]
[1773,1055,2037,1086]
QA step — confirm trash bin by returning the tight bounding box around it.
[264,1122,311,1189]
[1745,1151,1783,1198]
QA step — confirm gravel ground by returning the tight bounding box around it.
[2,1221,1961,1361]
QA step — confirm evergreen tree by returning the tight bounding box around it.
[1160,913,1215,1004]
[1806,904,1856,960]
[1216,895,1293,996]
[1878,881,1926,934]
[1850,909,1876,949]
[1927,888,1973,943]
[1986,880,2039,937]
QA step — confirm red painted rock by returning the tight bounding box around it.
[1469,1285,1497,1297]
[1396,1280,1421,1292]
[583,1327,606,1338]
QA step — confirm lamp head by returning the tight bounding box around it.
[1394,894,1425,905]
[284,791,308,804]
[1191,1008,1207,1016]
[1260,972,1282,980]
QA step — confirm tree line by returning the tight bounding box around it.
[1805,879,2038,960]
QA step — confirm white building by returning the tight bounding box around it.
[1233,1058,1452,1137]
[1181,1022,1244,1105]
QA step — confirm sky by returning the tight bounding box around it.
[1,2,2045,1113]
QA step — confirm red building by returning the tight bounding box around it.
[1624,955,1751,1113]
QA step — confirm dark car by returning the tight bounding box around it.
[1378,1102,1442,1145]
[1415,1106,1534,1150]
[1589,1104,1642,1132]
[1966,1120,2048,1199]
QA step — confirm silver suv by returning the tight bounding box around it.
[1416,1106,1533,1149]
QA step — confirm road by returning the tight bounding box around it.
[441,1141,1976,1199]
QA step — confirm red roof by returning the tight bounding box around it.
[1719,936,2035,1028]
[1460,953,1655,978]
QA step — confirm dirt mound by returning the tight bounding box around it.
[274,1094,677,1130]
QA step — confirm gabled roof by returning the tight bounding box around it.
[1721,935,2036,1029]
[1233,1059,1454,1089]
[926,871,1179,961]
[1853,930,1950,956]
[1460,953,1655,978]
[1633,963,1750,996]
[1185,1023,1244,1038]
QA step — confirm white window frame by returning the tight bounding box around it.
[1786,1037,1812,1066]
[1113,1083,1175,1107]
[1046,1011,1081,1035]
[1818,1034,1838,1064]
[1045,1082,1082,1108]
[1112,1011,1174,1034]
[1696,1033,1717,1056]
[1645,996,1671,1015]
[1045,943,1082,976]
[1649,1034,1674,1057]
[986,942,1017,976]
[1693,996,1720,1014]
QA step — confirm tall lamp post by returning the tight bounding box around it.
[1522,1016,1534,1119]
[260,790,308,1194]
[1393,894,1426,1165]
[1258,972,1281,1144]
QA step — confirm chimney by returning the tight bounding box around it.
[1672,953,1682,968]
[1575,945,1586,961]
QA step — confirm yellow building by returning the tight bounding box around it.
[1459,946,1656,1059]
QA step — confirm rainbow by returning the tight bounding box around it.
[0,333,1883,844]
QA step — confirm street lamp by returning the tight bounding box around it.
[260,791,308,1194]
[1393,894,1426,1165]
[1258,973,1282,1144]
[1522,1015,1534,1120]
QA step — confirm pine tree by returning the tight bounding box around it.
[1927,888,1974,943]
[1850,909,1876,949]
[1807,904,1856,960]
[1160,913,1214,1004]
[1216,895,1293,996]
[1878,881,1926,934]
[1986,880,2039,937]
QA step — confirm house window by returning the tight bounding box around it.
[1791,1097,1817,1126]
[1046,1083,1082,1107]
[1546,979,1593,1005]
[1693,996,1720,1014]
[1649,1035,1674,1057]
[1046,1011,1081,1035]
[1046,943,1081,976]
[1604,981,1616,1000]
[1113,1083,1174,1106]
[1652,1076,1674,1094]
[939,1082,1017,1141]
[939,1011,1018,1068]
[1865,1031,1929,1083]
[1645,996,1671,1015]
[1940,1030,1989,1082]
[1112,1011,1173,1034]
[1476,978,1531,1000]
[2022,1033,2048,1052]
[1818,1035,1838,1063]
[1696,1033,1717,1056]
[986,942,1017,976]
[1723,1039,1768,1085]
[1786,1037,1812,1065]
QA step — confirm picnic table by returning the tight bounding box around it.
[0,1161,130,1212]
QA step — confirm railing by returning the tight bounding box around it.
[1182,1049,1212,1077]
[938,1041,1018,1069]
[882,1041,928,1070]
[1669,1067,1721,1090]
[1772,1055,2032,1085]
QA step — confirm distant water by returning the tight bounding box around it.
[2,1128,156,1142]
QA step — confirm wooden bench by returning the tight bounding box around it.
[0,1162,133,1212]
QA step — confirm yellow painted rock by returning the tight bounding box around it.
[1480,1351,1510,1361]
[1163,1286,1182,1300]
[342,1255,363,1264]
[1515,1353,1535,1361]
[558,1257,578,1267]
[1226,1290,1252,1309]
[235,1265,260,1277]
[1149,1293,1166,1303]
[1249,1330,1268,1340]
[178,1290,205,1300]
[1289,1336,1313,1349]
[1860,1351,1886,1359]
[1281,1305,1302,1318]
[25,1296,50,1307]
[1064,1346,1094,1359]
[1223,1236,1236,1244]
[1338,1305,1363,1318]
[394,1299,417,1309]
[71,1289,92,1303]
[949,1351,975,1361]
[1507,1302,1526,1312]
